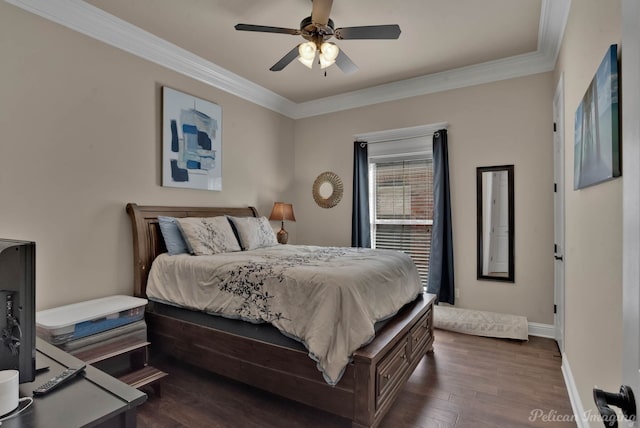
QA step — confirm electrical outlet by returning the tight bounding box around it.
[455,289,460,299]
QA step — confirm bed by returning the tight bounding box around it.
[126,203,436,428]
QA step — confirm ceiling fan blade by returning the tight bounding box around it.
[235,24,301,36]
[311,0,333,26]
[335,24,401,40]
[335,49,358,75]
[270,45,301,71]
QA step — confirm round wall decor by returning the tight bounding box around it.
[312,171,344,208]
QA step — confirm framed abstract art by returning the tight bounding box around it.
[162,87,222,191]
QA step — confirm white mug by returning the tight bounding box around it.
[0,370,19,416]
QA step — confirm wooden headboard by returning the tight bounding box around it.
[125,203,259,298]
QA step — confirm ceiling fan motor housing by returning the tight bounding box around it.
[300,16,335,42]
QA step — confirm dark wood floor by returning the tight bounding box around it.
[136,329,575,428]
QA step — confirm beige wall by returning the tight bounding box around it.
[0,3,295,310]
[293,73,556,324]
[553,0,623,422]
[2,1,626,419]
[7,3,624,421]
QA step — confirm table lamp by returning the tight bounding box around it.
[269,202,296,244]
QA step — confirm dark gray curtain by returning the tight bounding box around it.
[427,129,455,304]
[351,141,371,248]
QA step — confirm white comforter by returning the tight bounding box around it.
[146,245,423,385]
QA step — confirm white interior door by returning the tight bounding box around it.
[590,5,639,423]
[621,0,640,424]
[553,75,566,353]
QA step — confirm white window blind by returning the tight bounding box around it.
[369,140,433,286]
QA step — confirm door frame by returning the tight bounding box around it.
[553,73,566,353]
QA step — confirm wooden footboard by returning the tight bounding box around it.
[147,294,434,428]
[351,294,434,427]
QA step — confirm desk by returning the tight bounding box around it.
[6,338,147,428]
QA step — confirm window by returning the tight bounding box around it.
[368,139,434,286]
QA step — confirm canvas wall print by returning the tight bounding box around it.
[574,44,620,190]
[163,87,222,191]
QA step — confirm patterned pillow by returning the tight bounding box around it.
[227,216,279,251]
[176,216,242,255]
[157,216,190,255]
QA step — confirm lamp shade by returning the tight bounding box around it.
[297,42,316,69]
[319,42,339,69]
[269,202,296,222]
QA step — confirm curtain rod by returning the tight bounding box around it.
[358,131,445,148]
[355,123,448,147]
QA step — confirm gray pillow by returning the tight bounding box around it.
[157,216,189,255]
[176,216,242,255]
[227,216,279,251]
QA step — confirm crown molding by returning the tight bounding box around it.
[291,0,571,118]
[538,0,572,65]
[5,0,297,115]
[6,0,570,119]
[292,49,553,118]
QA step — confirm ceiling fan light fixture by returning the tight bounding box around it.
[298,41,317,69]
[321,42,339,61]
[235,1,400,74]
[319,55,335,69]
[298,55,315,69]
[319,42,339,69]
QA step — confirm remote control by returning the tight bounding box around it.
[32,364,86,397]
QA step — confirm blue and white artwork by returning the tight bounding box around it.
[574,44,620,190]
[163,87,222,191]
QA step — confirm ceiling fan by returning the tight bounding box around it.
[234,0,401,74]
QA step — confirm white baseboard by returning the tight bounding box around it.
[522,325,589,427]
[528,322,555,338]
[561,352,588,428]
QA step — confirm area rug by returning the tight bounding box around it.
[434,305,529,340]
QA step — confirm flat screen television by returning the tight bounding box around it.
[0,239,35,383]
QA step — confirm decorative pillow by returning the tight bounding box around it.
[227,216,279,251]
[157,216,189,255]
[176,216,242,255]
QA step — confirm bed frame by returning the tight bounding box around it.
[126,203,435,428]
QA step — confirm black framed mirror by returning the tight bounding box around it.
[477,165,514,282]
